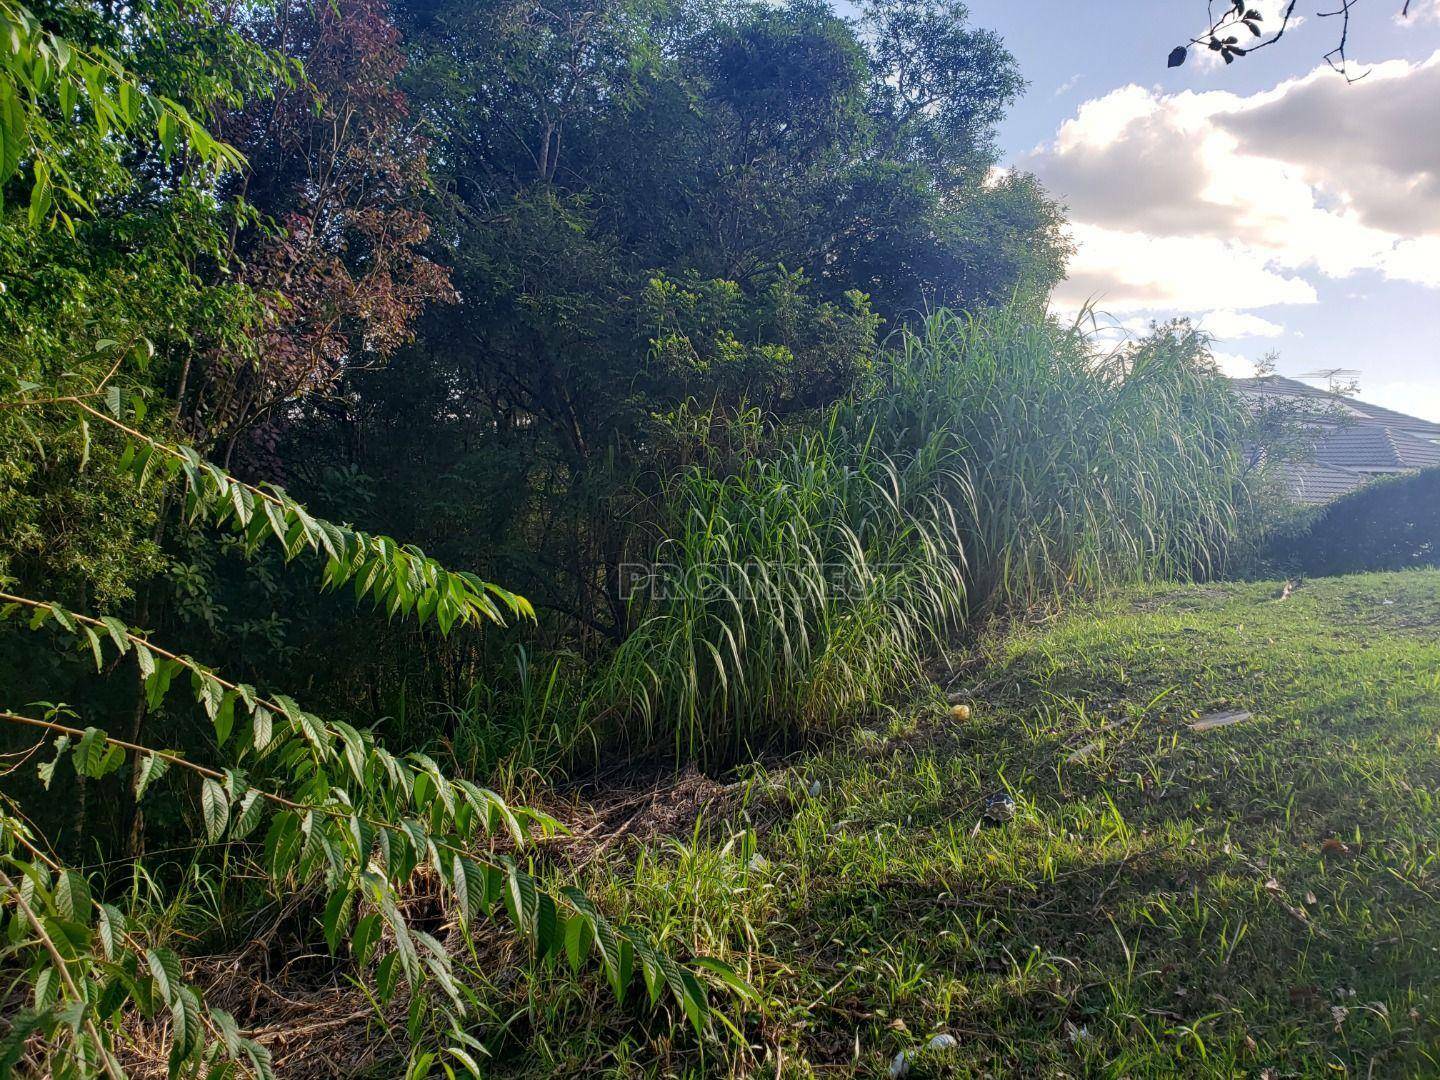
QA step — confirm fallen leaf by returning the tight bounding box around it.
[1321,838,1353,857]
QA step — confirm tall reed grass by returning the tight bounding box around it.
[584,418,970,762]
[458,305,1258,770]
[864,307,1255,609]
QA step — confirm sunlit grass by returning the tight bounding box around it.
[487,571,1440,1076]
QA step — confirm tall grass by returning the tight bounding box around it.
[862,307,1255,608]
[458,305,1258,770]
[583,418,970,763]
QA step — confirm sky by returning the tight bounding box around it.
[962,0,1440,420]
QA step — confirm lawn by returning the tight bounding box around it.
[505,571,1440,1077]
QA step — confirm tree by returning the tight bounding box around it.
[192,0,456,466]
[287,0,1067,658]
[0,5,733,1072]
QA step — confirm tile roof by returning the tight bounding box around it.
[1232,376,1440,438]
[1280,462,1369,506]
[1313,425,1440,471]
[1232,376,1440,502]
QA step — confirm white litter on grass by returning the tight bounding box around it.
[808,779,822,798]
[1190,709,1252,733]
[890,1033,958,1076]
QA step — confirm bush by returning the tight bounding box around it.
[1279,467,1440,576]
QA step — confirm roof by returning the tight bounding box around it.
[1313,425,1440,471]
[1279,462,1369,506]
[1232,376,1440,439]
[1231,375,1440,503]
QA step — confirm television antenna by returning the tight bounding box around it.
[1292,368,1361,381]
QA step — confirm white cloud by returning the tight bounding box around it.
[1211,350,1262,377]
[1200,310,1286,339]
[1382,235,1440,288]
[1399,0,1440,25]
[1054,74,1083,96]
[1052,223,1318,314]
[1026,50,1440,325]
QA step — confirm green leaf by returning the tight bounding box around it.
[27,159,52,227]
[452,855,486,931]
[99,616,130,655]
[351,913,381,967]
[264,811,302,880]
[169,984,201,1065]
[0,77,27,185]
[230,789,264,840]
[564,913,593,973]
[214,691,236,747]
[211,1007,242,1056]
[321,887,352,953]
[333,721,367,785]
[94,741,125,778]
[502,859,538,939]
[535,891,558,957]
[96,904,125,961]
[200,777,229,843]
[54,870,90,922]
[37,735,70,789]
[242,1039,276,1080]
[133,752,169,800]
[74,726,107,777]
[145,947,181,1006]
[251,705,273,750]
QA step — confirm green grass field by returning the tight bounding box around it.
[506,571,1440,1077]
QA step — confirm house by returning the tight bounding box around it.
[1232,375,1440,505]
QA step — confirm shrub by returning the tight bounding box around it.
[1279,467,1440,576]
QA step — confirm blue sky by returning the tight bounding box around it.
[962,0,1440,419]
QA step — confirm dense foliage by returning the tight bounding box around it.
[1277,466,1440,576]
[452,309,1258,770]
[0,0,1267,1072]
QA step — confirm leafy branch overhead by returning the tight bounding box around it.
[8,372,532,632]
[0,0,250,228]
[1168,0,1423,77]
[0,481,731,1074]
[2,352,730,1068]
